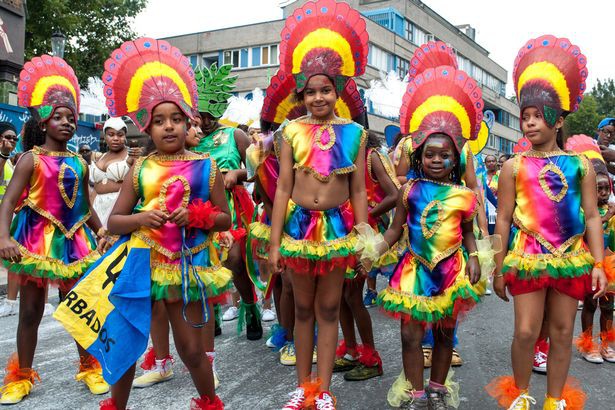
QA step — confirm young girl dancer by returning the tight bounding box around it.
[373,62,486,410]
[90,38,231,410]
[268,1,369,408]
[489,35,608,410]
[0,55,108,404]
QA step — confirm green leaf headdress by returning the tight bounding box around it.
[195,63,238,119]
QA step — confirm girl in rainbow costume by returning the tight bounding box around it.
[56,38,231,410]
[266,1,370,408]
[488,36,608,410]
[0,55,110,404]
[368,59,486,410]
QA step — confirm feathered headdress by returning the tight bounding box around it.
[195,63,237,119]
[399,65,483,153]
[513,35,588,127]
[261,70,364,128]
[408,41,457,82]
[18,55,80,122]
[565,134,604,162]
[278,0,368,93]
[102,37,198,132]
[468,110,495,155]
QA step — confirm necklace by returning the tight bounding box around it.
[315,124,336,151]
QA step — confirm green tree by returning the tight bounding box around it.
[565,94,601,136]
[25,0,147,87]
[592,79,615,118]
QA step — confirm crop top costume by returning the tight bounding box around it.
[275,116,366,276]
[4,147,99,292]
[503,152,593,300]
[377,179,484,326]
[90,154,130,228]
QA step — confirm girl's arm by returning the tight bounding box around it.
[368,151,399,219]
[82,166,103,235]
[207,168,232,232]
[229,128,250,185]
[395,151,409,185]
[463,153,489,237]
[268,138,294,273]
[255,178,273,219]
[0,153,34,261]
[107,165,165,235]
[493,159,516,301]
[462,219,480,284]
[581,165,608,298]
[382,185,408,248]
[350,143,368,225]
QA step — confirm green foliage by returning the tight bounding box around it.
[25,0,147,87]
[592,79,615,118]
[195,63,237,118]
[565,94,601,136]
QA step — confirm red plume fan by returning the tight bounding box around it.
[513,137,532,153]
[337,78,365,119]
[278,0,369,77]
[102,37,198,131]
[408,41,457,82]
[565,134,603,162]
[261,71,306,125]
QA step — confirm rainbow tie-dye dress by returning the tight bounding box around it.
[4,147,99,292]
[377,178,484,326]
[503,151,593,300]
[130,153,232,302]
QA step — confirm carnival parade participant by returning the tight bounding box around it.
[0,55,109,404]
[488,35,607,410]
[267,1,370,408]
[192,63,261,341]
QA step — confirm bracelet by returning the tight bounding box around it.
[492,272,504,278]
[594,261,603,269]
[0,152,10,160]
[469,251,478,257]
[96,227,108,238]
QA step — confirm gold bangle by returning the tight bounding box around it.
[493,273,504,278]
[469,251,479,257]
[594,261,604,269]
[96,227,108,238]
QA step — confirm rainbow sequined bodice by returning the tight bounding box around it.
[23,147,90,238]
[404,179,477,270]
[246,134,279,203]
[282,116,365,181]
[133,153,215,259]
[513,152,587,254]
[193,127,240,172]
[366,148,399,208]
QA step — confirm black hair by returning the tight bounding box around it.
[366,131,383,150]
[484,154,497,161]
[410,134,462,185]
[556,126,566,150]
[392,132,405,149]
[259,119,279,134]
[22,117,46,152]
[293,74,339,103]
[237,124,249,133]
[499,154,511,161]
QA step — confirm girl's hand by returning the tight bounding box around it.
[138,210,167,229]
[493,274,509,302]
[224,170,238,190]
[355,262,368,278]
[466,255,481,284]
[218,231,234,249]
[592,267,608,299]
[0,237,21,263]
[168,207,189,227]
[269,245,283,274]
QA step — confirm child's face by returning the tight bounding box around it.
[421,135,456,181]
[303,75,337,120]
[521,107,562,147]
[597,174,611,205]
[44,107,76,143]
[148,102,188,154]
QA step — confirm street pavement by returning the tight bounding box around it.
[0,291,614,409]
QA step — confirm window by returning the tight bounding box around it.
[368,44,392,72]
[412,25,428,46]
[202,54,218,68]
[223,49,241,67]
[397,57,409,78]
[260,44,278,66]
[456,54,471,73]
[404,19,412,42]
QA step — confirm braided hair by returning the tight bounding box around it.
[21,117,46,152]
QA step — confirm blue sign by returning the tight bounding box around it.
[0,103,100,153]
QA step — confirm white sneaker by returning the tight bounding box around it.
[0,299,18,317]
[532,351,547,373]
[315,391,335,410]
[262,308,276,322]
[42,303,55,317]
[282,387,305,410]
[485,288,492,295]
[222,306,239,321]
[581,348,604,364]
[133,357,174,388]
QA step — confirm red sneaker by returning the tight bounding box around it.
[282,387,305,410]
[532,339,548,373]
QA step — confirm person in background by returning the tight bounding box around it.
[78,143,93,165]
[497,154,511,170]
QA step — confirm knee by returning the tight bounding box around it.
[400,327,423,350]
[176,344,204,369]
[514,327,540,346]
[315,301,340,324]
[295,302,314,322]
[549,322,574,345]
[19,302,44,328]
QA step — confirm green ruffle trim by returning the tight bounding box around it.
[503,250,594,280]
[280,232,357,261]
[151,280,233,302]
[3,250,100,283]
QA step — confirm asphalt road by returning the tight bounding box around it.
[0,291,613,409]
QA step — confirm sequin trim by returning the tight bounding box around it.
[420,200,443,239]
[538,163,568,202]
[512,213,586,257]
[133,231,210,260]
[158,175,191,214]
[23,200,90,239]
[58,163,79,209]
[315,124,336,151]
[408,244,462,272]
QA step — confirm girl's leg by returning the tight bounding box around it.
[16,281,46,368]
[314,268,346,391]
[580,294,597,332]
[511,289,547,390]
[110,364,136,410]
[272,271,283,321]
[400,320,426,390]
[339,297,357,353]
[430,326,455,384]
[165,300,215,399]
[151,301,171,357]
[202,301,215,352]
[227,243,256,305]
[344,277,374,348]
[280,271,295,342]
[289,271,317,384]
[598,295,614,333]
[545,289,578,398]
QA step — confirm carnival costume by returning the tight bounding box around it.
[487,35,590,410]
[52,38,228,409]
[3,55,98,291]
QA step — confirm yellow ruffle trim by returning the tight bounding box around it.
[503,249,594,279]
[249,221,271,242]
[151,263,233,291]
[6,244,100,281]
[378,274,486,323]
[374,248,398,269]
[280,232,357,260]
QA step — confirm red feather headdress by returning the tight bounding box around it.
[18,55,80,122]
[102,37,198,131]
[513,35,588,126]
[278,0,369,92]
[408,41,457,81]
